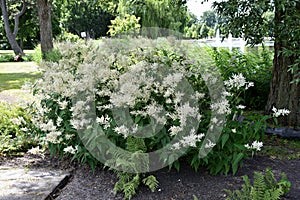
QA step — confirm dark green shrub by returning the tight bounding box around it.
[0,53,14,62]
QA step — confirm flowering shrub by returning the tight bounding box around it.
[30,38,272,197]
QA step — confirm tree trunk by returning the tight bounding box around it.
[0,0,24,56]
[37,0,53,56]
[266,1,300,128]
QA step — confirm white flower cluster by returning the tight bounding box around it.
[27,146,43,155]
[244,140,263,151]
[172,129,204,149]
[224,73,254,90]
[204,139,216,149]
[272,106,290,117]
[63,146,78,154]
[31,39,236,153]
[10,116,26,126]
[96,115,111,129]
[210,99,231,115]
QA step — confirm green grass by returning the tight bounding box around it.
[0,62,40,91]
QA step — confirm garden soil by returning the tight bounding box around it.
[0,150,299,200]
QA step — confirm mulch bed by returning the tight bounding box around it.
[1,152,300,200]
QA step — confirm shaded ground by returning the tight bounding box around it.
[0,146,300,200]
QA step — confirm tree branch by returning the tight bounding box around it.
[13,0,27,37]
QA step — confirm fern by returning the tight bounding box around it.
[126,136,147,152]
[252,171,267,200]
[142,175,159,192]
[109,136,159,199]
[225,168,291,200]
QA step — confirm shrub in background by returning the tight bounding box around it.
[208,47,273,110]
[56,31,82,43]
[32,45,43,64]
[108,14,141,37]
[32,44,64,64]
[0,53,15,62]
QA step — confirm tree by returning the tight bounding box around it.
[57,0,113,39]
[199,23,209,38]
[0,0,27,55]
[37,0,53,55]
[209,0,300,127]
[200,10,216,28]
[117,0,188,33]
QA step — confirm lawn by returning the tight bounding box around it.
[0,62,40,103]
[0,62,40,91]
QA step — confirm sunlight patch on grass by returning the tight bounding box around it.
[0,62,40,104]
[0,62,40,91]
[0,62,39,73]
[0,50,35,54]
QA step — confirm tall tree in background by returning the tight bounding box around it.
[37,0,53,55]
[200,10,216,28]
[117,0,188,32]
[58,0,113,39]
[0,0,27,55]
[210,0,300,127]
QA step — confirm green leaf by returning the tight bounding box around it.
[134,115,142,123]
[232,152,244,175]
[221,133,230,148]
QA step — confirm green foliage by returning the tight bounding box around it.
[208,47,273,110]
[200,10,217,29]
[213,0,273,44]
[56,0,113,39]
[213,0,300,85]
[44,48,63,62]
[142,175,159,192]
[184,24,200,39]
[32,45,43,64]
[0,53,15,62]
[108,136,158,199]
[189,88,268,175]
[108,14,141,37]
[32,44,63,63]
[225,168,291,200]
[0,102,37,154]
[0,0,40,50]
[117,0,188,32]
[56,32,82,43]
[200,23,209,38]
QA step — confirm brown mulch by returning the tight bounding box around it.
[1,152,300,200]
